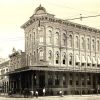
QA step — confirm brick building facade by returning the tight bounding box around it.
[8,5,100,95]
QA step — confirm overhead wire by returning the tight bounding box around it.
[66,14,100,21]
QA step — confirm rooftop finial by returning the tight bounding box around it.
[39,4,41,7]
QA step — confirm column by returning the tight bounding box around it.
[19,74,21,94]
[9,76,12,91]
[66,72,69,87]
[73,73,76,94]
[31,72,34,90]
[60,72,63,88]
[53,72,55,86]
[91,74,93,88]
[79,73,82,95]
[66,72,70,94]
[45,71,48,88]
[36,72,39,88]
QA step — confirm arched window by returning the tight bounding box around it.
[62,52,66,64]
[69,53,73,65]
[33,51,36,62]
[92,39,95,51]
[75,36,79,48]
[97,40,99,52]
[39,36,43,43]
[30,53,32,65]
[55,32,59,45]
[62,33,66,46]
[33,32,35,44]
[69,35,72,47]
[48,50,52,60]
[26,54,28,66]
[87,56,91,66]
[81,37,85,49]
[48,30,52,44]
[39,26,44,43]
[81,55,86,66]
[97,57,100,67]
[92,57,96,67]
[75,54,80,66]
[87,38,90,50]
[39,50,43,60]
[55,51,59,64]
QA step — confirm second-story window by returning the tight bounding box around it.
[39,50,43,60]
[69,53,73,65]
[69,35,72,47]
[87,38,90,50]
[48,50,52,61]
[39,36,43,43]
[48,30,52,44]
[87,56,91,66]
[55,32,59,45]
[92,57,96,67]
[62,33,66,46]
[56,51,59,64]
[75,36,79,48]
[81,37,85,49]
[62,52,66,65]
[33,32,35,44]
[75,54,80,66]
[97,40,99,52]
[92,39,95,51]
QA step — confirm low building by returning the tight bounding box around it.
[9,49,26,93]
[0,60,9,93]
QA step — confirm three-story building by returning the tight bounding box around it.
[8,5,100,95]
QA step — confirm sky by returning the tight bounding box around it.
[0,0,100,58]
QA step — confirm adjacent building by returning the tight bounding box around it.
[0,60,9,93]
[8,5,100,95]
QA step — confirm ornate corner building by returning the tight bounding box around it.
[8,5,100,95]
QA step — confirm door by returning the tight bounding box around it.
[39,72,45,95]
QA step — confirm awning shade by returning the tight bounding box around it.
[97,58,100,64]
[81,56,86,63]
[76,55,80,63]
[92,57,96,64]
[87,56,91,64]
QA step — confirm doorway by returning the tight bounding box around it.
[39,72,45,95]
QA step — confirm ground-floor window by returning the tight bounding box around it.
[48,73,53,86]
[63,74,66,86]
[69,73,73,85]
[55,74,60,86]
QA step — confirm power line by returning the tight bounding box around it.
[66,14,100,21]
